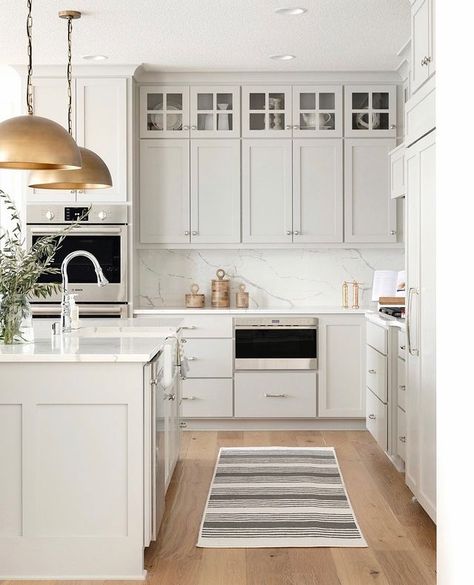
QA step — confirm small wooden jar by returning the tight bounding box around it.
[185,283,205,308]
[236,284,249,309]
[211,269,230,308]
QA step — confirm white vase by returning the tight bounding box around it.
[217,103,229,131]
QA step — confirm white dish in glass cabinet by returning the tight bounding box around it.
[140,85,190,138]
[190,86,240,138]
[344,85,397,138]
[242,86,292,138]
[292,86,342,137]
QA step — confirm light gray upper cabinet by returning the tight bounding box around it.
[293,139,343,243]
[344,85,397,138]
[190,140,241,243]
[139,140,190,244]
[29,77,75,202]
[242,87,292,138]
[139,85,190,138]
[411,0,435,94]
[242,140,293,243]
[292,86,342,137]
[344,138,397,243]
[190,86,240,138]
[76,78,127,203]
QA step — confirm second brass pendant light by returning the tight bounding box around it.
[29,10,112,190]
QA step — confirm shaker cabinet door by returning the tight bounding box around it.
[344,139,397,243]
[293,139,343,243]
[76,78,127,202]
[190,86,240,138]
[411,0,434,94]
[344,85,397,138]
[242,86,292,138]
[190,140,241,243]
[139,140,190,244]
[140,85,190,138]
[242,140,293,243]
[292,86,342,137]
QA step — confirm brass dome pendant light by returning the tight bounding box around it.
[29,10,112,190]
[0,0,82,170]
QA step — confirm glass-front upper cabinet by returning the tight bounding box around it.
[344,85,397,138]
[140,86,190,138]
[190,86,240,138]
[292,86,342,137]
[242,86,292,138]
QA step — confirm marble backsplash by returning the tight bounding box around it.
[136,248,404,309]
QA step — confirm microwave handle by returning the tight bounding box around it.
[29,226,123,235]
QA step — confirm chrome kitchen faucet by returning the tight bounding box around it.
[60,250,108,332]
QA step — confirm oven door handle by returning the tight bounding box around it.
[29,226,124,235]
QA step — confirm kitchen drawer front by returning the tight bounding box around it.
[397,406,407,461]
[180,315,233,338]
[366,345,387,403]
[366,321,387,355]
[366,388,387,451]
[234,371,317,418]
[398,330,407,360]
[185,339,233,377]
[397,357,406,411]
[181,379,233,418]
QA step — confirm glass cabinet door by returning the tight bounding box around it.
[190,86,240,138]
[344,85,397,137]
[242,86,292,138]
[292,86,342,137]
[140,86,189,138]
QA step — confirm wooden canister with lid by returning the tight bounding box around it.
[185,283,205,308]
[211,269,230,308]
[236,284,249,309]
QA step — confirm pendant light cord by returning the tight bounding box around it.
[26,0,33,115]
[66,16,73,135]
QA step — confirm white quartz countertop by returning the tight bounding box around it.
[134,306,371,315]
[0,317,182,363]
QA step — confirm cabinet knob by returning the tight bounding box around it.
[293,230,299,235]
[399,385,406,391]
[285,125,292,130]
[184,230,190,236]
[426,56,432,63]
[368,414,376,420]
[293,125,300,130]
[368,369,376,374]
[192,230,198,236]
[400,345,406,350]
[390,124,396,129]
[69,190,76,194]
[286,230,292,236]
[399,436,407,443]
[191,125,197,130]
[150,378,158,386]
[187,356,196,361]
[183,125,190,130]
[390,230,397,235]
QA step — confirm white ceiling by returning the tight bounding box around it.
[0,0,410,71]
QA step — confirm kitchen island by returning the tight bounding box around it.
[0,318,182,579]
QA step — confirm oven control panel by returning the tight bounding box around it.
[64,207,89,222]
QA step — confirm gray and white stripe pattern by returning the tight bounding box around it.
[197,447,367,548]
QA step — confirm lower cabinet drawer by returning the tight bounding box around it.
[366,388,387,451]
[367,321,387,355]
[181,379,233,418]
[184,338,233,378]
[234,371,317,418]
[397,357,406,411]
[366,345,387,403]
[397,406,407,461]
[180,315,233,338]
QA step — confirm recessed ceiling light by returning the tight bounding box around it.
[270,54,296,61]
[82,54,108,61]
[275,7,307,16]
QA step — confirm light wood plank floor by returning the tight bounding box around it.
[2,431,436,585]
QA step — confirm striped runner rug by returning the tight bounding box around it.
[197,446,367,548]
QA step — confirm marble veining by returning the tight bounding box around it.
[136,249,404,309]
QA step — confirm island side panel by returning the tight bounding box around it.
[0,361,146,579]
